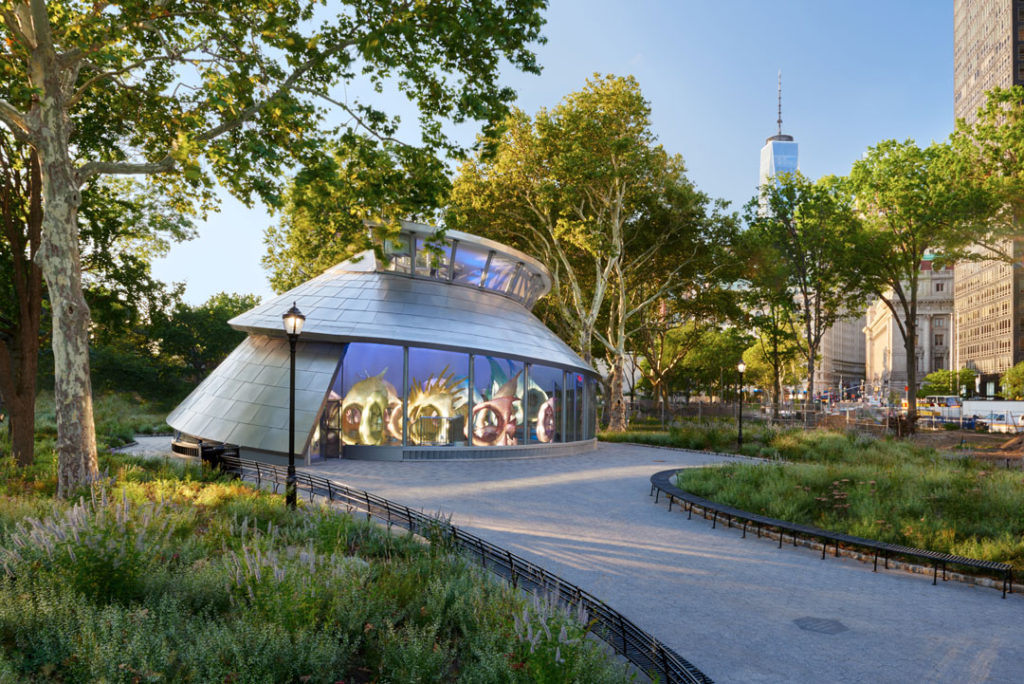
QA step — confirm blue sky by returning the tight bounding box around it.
[152,1,953,304]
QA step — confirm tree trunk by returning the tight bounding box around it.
[34,60,98,496]
[903,321,917,433]
[607,355,627,431]
[0,141,43,466]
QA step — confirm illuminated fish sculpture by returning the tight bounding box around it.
[406,365,468,445]
[340,372,390,445]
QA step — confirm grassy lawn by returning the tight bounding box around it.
[668,429,1024,571]
[0,398,633,683]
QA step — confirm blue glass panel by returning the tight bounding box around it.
[471,355,524,445]
[407,347,468,446]
[453,243,490,285]
[414,237,452,279]
[340,343,404,446]
[484,255,517,292]
[530,365,563,443]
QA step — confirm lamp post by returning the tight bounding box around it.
[737,361,746,451]
[282,302,305,509]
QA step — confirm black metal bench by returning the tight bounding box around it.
[650,469,1014,599]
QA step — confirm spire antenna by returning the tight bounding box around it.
[777,69,783,136]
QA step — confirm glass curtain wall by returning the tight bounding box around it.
[309,342,593,453]
[471,355,524,445]
[340,343,404,446]
[407,348,469,446]
[574,373,585,441]
[379,230,548,307]
[529,365,563,443]
[585,376,597,439]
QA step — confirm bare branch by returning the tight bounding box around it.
[77,156,175,184]
[301,88,413,148]
[70,52,184,107]
[0,102,30,143]
[1,6,36,50]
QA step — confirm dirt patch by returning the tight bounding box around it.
[907,430,1006,451]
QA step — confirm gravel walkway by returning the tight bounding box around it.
[120,438,1024,683]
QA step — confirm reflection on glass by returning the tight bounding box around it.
[564,377,577,442]
[471,356,523,445]
[523,273,544,309]
[383,234,413,274]
[530,365,563,443]
[407,348,468,446]
[414,237,452,278]
[317,342,593,451]
[585,377,597,439]
[453,243,490,286]
[340,343,403,446]
[485,255,517,292]
[574,372,584,441]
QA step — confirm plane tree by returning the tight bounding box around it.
[847,139,994,430]
[745,172,867,405]
[448,74,726,430]
[0,0,546,494]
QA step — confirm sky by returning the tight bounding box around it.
[151,1,953,305]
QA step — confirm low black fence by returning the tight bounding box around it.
[198,451,712,684]
[650,470,1014,599]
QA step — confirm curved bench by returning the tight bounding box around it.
[649,469,1014,599]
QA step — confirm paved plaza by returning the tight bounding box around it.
[128,438,1023,682]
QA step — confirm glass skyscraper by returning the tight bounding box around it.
[758,135,798,188]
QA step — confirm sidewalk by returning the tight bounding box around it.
[304,443,1023,684]
[118,438,1022,682]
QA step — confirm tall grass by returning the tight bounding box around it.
[676,430,1024,570]
[0,455,633,683]
[34,391,170,449]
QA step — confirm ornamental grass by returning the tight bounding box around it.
[675,429,1024,570]
[0,452,632,683]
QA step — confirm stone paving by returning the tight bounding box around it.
[122,438,1024,683]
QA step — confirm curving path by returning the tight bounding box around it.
[303,443,1022,684]
[123,438,1023,682]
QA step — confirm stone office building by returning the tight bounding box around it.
[864,260,954,399]
[953,0,1024,394]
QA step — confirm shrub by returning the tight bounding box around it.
[0,457,633,682]
[675,432,1024,570]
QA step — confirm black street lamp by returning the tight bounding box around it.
[737,361,746,451]
[282,302,305,509]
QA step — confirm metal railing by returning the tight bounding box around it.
[206,453,711,683]
[650,469,1014,599]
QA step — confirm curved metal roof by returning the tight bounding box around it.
[230,251,594,374]
[167,335,343,454]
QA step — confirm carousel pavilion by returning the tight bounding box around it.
[167,221,599,463]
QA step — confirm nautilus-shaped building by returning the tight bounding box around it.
[167,222,599,463]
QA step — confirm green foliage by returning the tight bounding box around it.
[0,453,631,682]
[34,392,170,451]
[263,140,451,292]
[1000,361,1024,400]
[151,291,260,385]
[917,368,976,398]
[448,73,732,381]
[1,0,549,493]
[847,138,997,421]
[675,430,1024,570]
[743,172,868,401]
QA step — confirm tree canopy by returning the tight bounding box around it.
[847,139,994,428]
[744,172,866,404]
[448,73,729,429]
[0,0,547,494]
